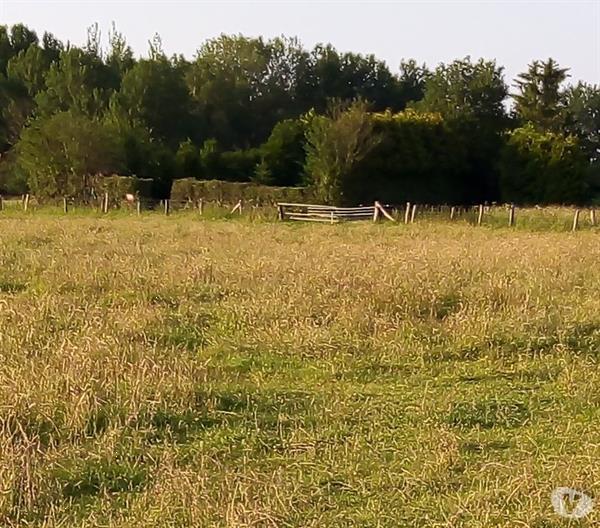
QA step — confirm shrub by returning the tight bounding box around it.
[16,111,123,200]
[218,148,261,181]
[348,110,468,205]
[257,118,306,186]
[498,124,589,205]
[0,149,28,195]
[304,100,379,205]
[304,106,470,206]
[175,139,201,179]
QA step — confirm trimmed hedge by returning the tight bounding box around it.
[92,175,153,204]
[170,179,313,204]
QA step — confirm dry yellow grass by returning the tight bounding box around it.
[0,214,598,527]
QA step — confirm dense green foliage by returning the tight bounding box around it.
[305,100,380,205]
[16,111,123,200]
[0,23,598,204]
[498,125,589,204]
[348,110,468,205]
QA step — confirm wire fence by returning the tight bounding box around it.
[0,194,282,221]
[0,194,597,232]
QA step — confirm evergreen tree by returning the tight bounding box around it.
[513,58,569,131]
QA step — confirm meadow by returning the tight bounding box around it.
[0,209,599,527]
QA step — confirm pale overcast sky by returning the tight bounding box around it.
[1,0,599,87]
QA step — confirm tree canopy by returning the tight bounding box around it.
[0,23,597,205]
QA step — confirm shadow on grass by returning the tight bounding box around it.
[0,280,27,294]
[447,398,531,429]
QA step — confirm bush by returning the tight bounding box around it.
[197,140,261,182]
[586,163,600,205]
[348,110,469,205]
[170,178,312,204]
[175,139,201,179]
[256,119,306,186]
[309,108,469,206]
[0,149,28,195]
[218,149,261,181]
[498,125,589,205]
[16,111,123,200]
[304,100,379,205]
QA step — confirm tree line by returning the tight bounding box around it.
[0,23,598,205]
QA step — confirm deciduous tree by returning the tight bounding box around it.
[16,111,123,199]
[304,100,379,205]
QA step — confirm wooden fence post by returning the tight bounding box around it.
[404,202,411,224]
[508,204,515,227]
[410,204,417,223]
[23,194,30,212]
[590,208,596,227]
[572,209,580,232]
[373,201,380,222]
[0,195,3,211]
[198,199,204,215]
[477,204,484,226]
[277,203,284,221]
[102,192,109,213]
[230,199,242,215]
[164,199,170,216]
[450,206,456,220]
[375,202,396,222]
[63,197,68,213]
[330,210,335,224]
[136,199,141,215]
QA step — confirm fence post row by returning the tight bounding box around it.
[1,196,596,232]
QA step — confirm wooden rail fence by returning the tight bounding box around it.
[277,201,395,223]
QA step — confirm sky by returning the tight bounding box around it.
[1,0,599,89]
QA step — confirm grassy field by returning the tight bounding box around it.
[0,212,599,527]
